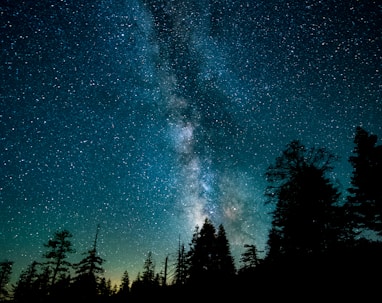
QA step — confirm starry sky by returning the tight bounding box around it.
[1,0,381,286]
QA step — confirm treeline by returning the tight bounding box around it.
[1,125,382,301]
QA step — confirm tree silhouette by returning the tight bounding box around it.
[187,218,216,285]
[75,225,104,277]
[142,251,155,285]
[6,131,382,300]
[117,270,130,298]
[0,260,13,301]
[35,265,52,299]
[187,218,236,289]
[42,229,75,287]
[238,244,261,274]
[236,243,264,295]
[173,238,187,286]
[130,251,161,300]
[215,224,236,279]
[98,277,113,298]
[265,140,341,260]
[13,261,40,303]
[347,126,382,237]
[14,258,67,302]
[72,224,105,300]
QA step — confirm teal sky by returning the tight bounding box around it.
[1,0,381,286]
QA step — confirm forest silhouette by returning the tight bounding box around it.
[1,126,381,302]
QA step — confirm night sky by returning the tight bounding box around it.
[1,0,381,286]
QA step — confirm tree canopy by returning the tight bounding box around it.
[6,126,382,302]
[347,126,382,237]
[265,140,342,259]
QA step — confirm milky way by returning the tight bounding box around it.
[1,0,381,285]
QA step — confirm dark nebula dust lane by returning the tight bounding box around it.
[1,0,381,284]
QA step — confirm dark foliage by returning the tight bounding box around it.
[5,126,382,302]
[238,244,261,275]
[71,224,105,301]
[264,140,342,260]
[0,260,13,301]
[347,126,382,236]
[186,218,236,288]
[42,229,75,287]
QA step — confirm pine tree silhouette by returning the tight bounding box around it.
[348,126,382,237]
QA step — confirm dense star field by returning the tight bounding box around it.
[1,0,381,286]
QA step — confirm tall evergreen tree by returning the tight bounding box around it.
[264,227,282,264]
[118,270,130,297]
[142,251,155,285]
[74,224,105,278]
[72,224,105,300]
[42,229,75,287]
[187,218,235,286]
[187,218,217,284]
[215,224,236,278]
[347,126,382,237]
[265,140,341,260]
[130,252,160,298]
[174,238,187,286]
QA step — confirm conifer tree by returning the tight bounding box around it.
[74,224,105,278]
[265,140,341,259]
[187,218,235,286]
[13,261,40,302]
[130,252,160,298]
[239,244,261,274]
[215,224,236,277]
[130,272,142,294]
[347,126,382,237]
[98,277,112,297]
[118,270,130,297]
[72,224,105,299]
[142,251,155,285]
[35,265,52,298]
[42,229,74,287]
[187,218,216,284]
[174,238,187,286]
